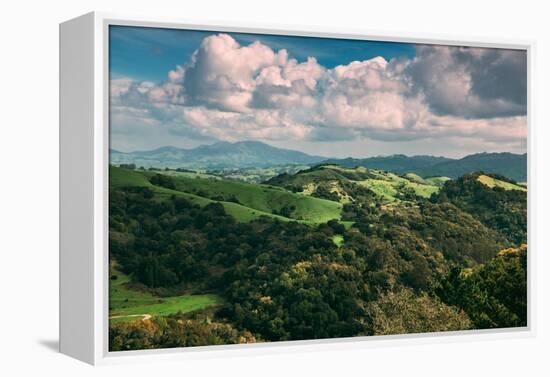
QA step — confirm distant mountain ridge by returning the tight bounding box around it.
[322,154,452,174]
[111,142,527,181]
[324,152,526,182]
[110,141,326,169]
[418,152,527,182]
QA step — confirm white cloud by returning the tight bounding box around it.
[180,107,313,141]
[110,34,527,152]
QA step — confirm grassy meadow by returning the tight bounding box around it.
[109,263,221,323]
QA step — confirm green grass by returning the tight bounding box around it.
[477,174,527,192]
[332,234,344,247]
[109,264,221,323]
[144,170,343,223]
[110,167,303,223]
[111,294,220,317]
[424,176,451,186]
[357,171,440,201]
[110,166,153,188]
[341,221,355,230]
[405,181,440,198]
[358,179,400,201]
[281,165,441,202]
[403,173,426,184]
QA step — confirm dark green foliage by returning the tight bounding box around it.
[435,245,527,329]
[272,205,296,217]
[432,172,527,244]
[418,153,527,182]
[312,185,340,202]
[327,219,345,235]
[149,174,176,189]
[119,163,136,170]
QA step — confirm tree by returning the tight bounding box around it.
[435,245,527,329]
[365,289,472,335]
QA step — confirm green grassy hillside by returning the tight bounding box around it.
[110,166,341,223]
[477,174,527,192]
[358,170,440,200]
[267,164,445,203]
[111,167,286,222]
[154,173,342,223]
[109,264,220,324]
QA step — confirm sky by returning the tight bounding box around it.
[109,25,527,158]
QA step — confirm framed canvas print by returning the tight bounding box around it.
[60,12,533,365]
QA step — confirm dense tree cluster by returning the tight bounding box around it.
[365,289,472,335]
[110,317,257,351]
[435,244,527,329]
[149,174,176,190]
[432,172,527,244]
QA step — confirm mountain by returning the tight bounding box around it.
[110,141,326,169]
[321,155,452,174]
[416,152,527,182]
[324,152,527,182]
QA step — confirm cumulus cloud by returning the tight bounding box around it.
[110,33,527,152]
[406,45,527,118]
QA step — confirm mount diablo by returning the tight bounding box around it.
[110,141,326,169]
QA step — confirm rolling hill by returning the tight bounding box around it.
[266,164,447,203]
[476,174,526,192]
[111,141,326,169]
[110,166,342,224]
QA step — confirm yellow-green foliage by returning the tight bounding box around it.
[289,165,443,202]
[424,176,451,186]
[366,289,472,335]
[477,174,526,192]
[497,243,528,257]
[319,165,369,174]
[332,234,344,247]
[357,171,440,201]
[403,173,426,184]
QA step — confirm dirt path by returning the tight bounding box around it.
[109,314,152,321]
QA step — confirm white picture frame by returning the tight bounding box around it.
[59,11,535,365]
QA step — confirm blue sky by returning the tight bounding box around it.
[109,25,416,83]
[109,25,527,157]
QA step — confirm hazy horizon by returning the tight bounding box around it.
[110,26,527,159]
[110,139,527,160]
